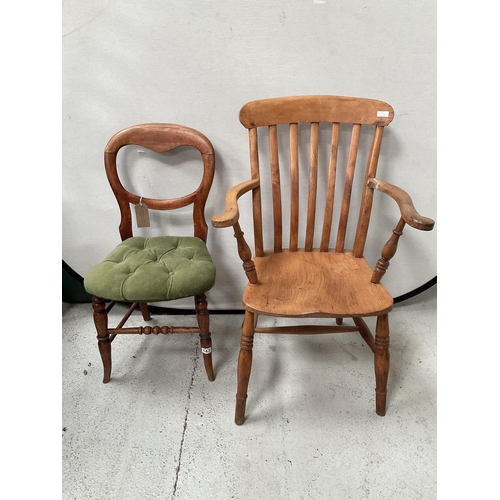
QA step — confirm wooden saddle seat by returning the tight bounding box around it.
[212,95,435,424]
[84,123,217,384]
[243,250,393,318]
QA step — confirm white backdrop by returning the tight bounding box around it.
[62,0,436,310]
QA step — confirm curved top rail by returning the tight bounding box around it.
[102,123,215,241]
[104,123,214,156]
[239,95,394,128]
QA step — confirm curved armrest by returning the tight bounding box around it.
[368,178,435,231]
[211,178,260,228]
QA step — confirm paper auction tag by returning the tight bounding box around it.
[135,200,150,227]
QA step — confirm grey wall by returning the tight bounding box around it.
[62,0,436,309]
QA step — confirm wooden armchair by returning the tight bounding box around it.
[84,123,216,383]
[212,96,435,424]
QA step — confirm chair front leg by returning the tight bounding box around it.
[374,314,390,416]
[235,310,255,425]
[195,294,215,382]
[92,296,111,383]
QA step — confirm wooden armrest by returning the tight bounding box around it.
[368,178,435,231]
[211,178,260,228]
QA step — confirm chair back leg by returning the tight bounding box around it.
[139,302,151,321]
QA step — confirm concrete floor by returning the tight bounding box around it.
[62,286,436,500]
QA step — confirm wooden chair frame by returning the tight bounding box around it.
[91,123,216,383]
[212,96,435,424]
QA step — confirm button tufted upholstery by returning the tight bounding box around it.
[84,236,216,302]
[84,123,217,384]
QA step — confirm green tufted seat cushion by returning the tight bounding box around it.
[84,236,216,302]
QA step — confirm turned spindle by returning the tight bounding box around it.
[371,217,406,284]
[233,221,258,284]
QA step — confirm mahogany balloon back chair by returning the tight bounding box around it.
[212,96,435,424]
[84,123,216,383]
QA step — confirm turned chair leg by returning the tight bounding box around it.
[374,314,390,416]
[92,296,112,383]
[235,310,255,425]
[195,294,215,382]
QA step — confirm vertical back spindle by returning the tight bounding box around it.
[249,128,264,257]
[320,123,340,251]
[335,123,361,253]
[305,122,319,251]
[353,126,385,257]
[269,125,282,253]
[289,123,299,251]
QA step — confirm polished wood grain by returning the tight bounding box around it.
[249,128,264,257]
[92,123,216,383]
[212,95,435,424]
[371,217,406,284]
[195,293,215,382]
[233,222,258,285]
[353,126,385,257]
[93,297,111,384]
[335,124,361,252]
[255,325,359,334]
[212,179,260,228]
[105,123,214,155]
[289,123,300,251]
[320,123,340,251]
[239,95,395,128]
[353,317,376,352]
[375,314,390,416]
[367,178,435,231]
[104,123,215,242]
[269,125,283,253]
[243,250,393,318]
[235,311,255,425]
[305,122,319,251]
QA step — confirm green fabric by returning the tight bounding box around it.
[84,236,216,302]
